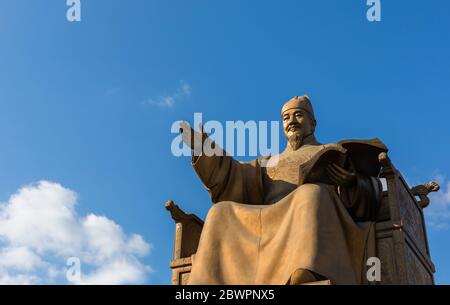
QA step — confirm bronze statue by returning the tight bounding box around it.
[175,95,428,285]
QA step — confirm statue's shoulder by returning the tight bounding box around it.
[254,154,275,168]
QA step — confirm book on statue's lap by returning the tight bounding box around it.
[298,138,388,185]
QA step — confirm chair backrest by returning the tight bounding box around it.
[375,152,437,284]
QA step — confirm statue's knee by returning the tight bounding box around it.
[207,201,232,218]
[293,183,332,207]
[294,183,321,198]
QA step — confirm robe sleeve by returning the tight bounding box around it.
[338,172,383,222]
[192,153,265,204]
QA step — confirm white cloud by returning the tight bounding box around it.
[142,80,191,108]
[424,175,450,230]
[0,273,39,285]
[0,246,45,272]
[80,257,151,285]
[0,181,152,284]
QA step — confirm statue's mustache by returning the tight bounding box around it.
[286,123,302,132]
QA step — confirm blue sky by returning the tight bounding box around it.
[0,0,449,284]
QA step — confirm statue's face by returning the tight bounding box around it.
[282,108,313,137]
[282,108,314,149]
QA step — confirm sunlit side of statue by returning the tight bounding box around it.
[178,95,390,285]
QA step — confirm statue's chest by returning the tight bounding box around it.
[265,145,329,184]
[263,145,326,204]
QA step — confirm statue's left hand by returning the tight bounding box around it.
[326,162,356,187]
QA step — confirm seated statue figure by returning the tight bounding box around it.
[179,95,386,285]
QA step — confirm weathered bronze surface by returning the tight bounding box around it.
[169,95,438,285]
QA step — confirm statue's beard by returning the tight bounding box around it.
[287,132,304,151]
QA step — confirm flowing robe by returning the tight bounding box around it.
[188,142,382,285]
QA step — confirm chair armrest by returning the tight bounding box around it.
[165,200,204,260]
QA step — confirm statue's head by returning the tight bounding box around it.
[281,95,317,150]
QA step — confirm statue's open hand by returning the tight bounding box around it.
[179,121,208,153]
[326,162,356,187]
